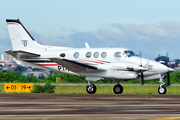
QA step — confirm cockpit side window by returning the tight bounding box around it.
[114,52,121,58]
[124,50,136,57]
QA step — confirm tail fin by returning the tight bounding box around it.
[6,19,42,52]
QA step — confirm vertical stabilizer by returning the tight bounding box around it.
[6,19,42,52]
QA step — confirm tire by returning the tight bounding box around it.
[158,85,167,94]
[86,84,97,94]
[113,84,123,94]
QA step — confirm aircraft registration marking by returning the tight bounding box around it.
[58,65,69,71]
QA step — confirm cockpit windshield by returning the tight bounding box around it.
[124,50,137,57]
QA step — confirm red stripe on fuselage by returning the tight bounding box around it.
[147,70,157,72]
[78,59,104,64]
[36,64,60,66]
[7,23,19,25]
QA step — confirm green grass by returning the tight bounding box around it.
[0,85,4,93]
[1,84,180,94]
[55,85,180,94]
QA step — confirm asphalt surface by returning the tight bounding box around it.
[0,94,180,120]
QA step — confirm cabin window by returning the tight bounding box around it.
[114,52,121,58]
[60,53,66,57]
[86,52,91,58]
[101,52,107,58]
[93,52,99,58]
[74,52,79,58]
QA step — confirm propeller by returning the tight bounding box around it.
[140,67,144,87]
[167,67,175,88]
[167,73,170,88]
[139,51,144,87]
[167,67,174,88]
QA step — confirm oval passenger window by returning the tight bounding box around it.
[101,52,107,58]
[93,52,99,58]
[74,52,79,58]
[86,52,91,58]
[60,53,66,57]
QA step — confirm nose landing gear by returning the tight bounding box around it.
[158,75,167,94]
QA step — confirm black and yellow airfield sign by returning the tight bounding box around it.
[56,77,61,83]
[4,83,33,93]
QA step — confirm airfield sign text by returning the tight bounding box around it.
[4,83,33,93]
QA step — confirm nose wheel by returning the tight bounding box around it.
[113,84,123,94]
[158,85,167,94]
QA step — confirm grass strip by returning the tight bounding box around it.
[0,85,180,94]
[55,85,180,94]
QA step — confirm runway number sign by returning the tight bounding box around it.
[4,83,33,93]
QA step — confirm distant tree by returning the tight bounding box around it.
[14,65,27,72]
[155,56,169,66]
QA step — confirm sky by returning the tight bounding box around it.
[0,0,180,60]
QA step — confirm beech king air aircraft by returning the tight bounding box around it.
[5,19,175,94]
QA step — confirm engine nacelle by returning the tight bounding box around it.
[112,71,138,79]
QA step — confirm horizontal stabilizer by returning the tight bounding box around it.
[5,50,40,58]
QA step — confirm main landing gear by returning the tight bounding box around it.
[86,81,124,94]
[86,81,97,94]
[158,75,167,94]
[113,84,123,94]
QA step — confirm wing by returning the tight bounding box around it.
[49,58,106,72]
[5,50,40,58]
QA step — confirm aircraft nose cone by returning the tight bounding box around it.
[168,67,175,73]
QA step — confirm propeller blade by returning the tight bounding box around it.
[141,72,144,87]
[167,73,170,88]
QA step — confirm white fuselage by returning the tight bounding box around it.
[19,46,169,81]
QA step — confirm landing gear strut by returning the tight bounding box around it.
[86,81,97,94]
[113,84,123,94]
[158,75,167,94]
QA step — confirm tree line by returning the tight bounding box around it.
[0,70,180,84]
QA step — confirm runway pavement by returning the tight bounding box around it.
[0,94,180,119]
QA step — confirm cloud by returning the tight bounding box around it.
[112,21,180,40]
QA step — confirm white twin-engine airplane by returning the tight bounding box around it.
[5,19,174,94]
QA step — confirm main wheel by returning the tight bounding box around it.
[86,84,97,94]
[158,85,167,94]
[113,84,123,94]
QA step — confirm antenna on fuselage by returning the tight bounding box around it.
[85,42,90,48]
